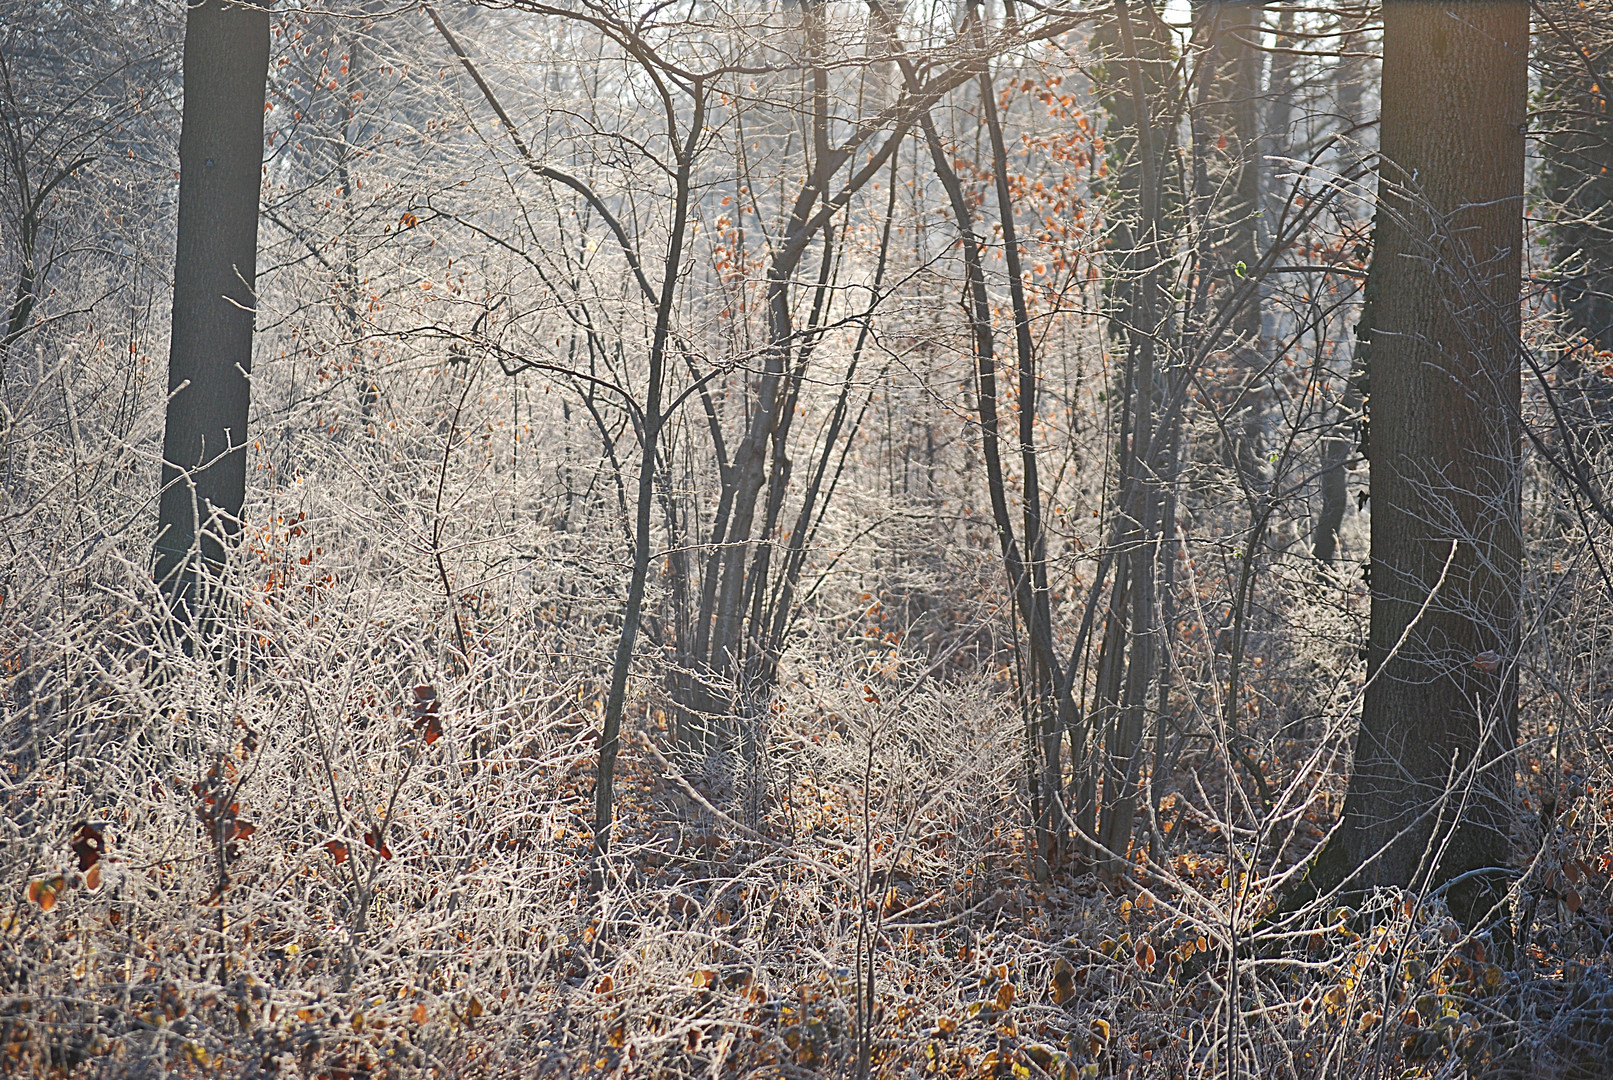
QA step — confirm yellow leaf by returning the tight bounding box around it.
[692,969,716,989]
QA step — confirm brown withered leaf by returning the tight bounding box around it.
[1049,956,1077,1005]
[1135,938,1157,972]
[363,830,393,860]
[71,822,105,871]
[413,684,443,744]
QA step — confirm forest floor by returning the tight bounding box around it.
[5,666,1613,1080]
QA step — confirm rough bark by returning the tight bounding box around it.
[1307,0,1526,925]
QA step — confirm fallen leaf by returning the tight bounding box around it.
[1135,938,1156,972]
[994,980,1015,1010]
[1049,956,1077,1005]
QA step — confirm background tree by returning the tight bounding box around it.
[154,0,272,623]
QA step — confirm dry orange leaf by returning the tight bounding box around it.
[994,981,1015,1010]
[1135,939,1157,972]
[27,876,63,912]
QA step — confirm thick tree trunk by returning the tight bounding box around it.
[1312,0,1526,924]
[155,0,272,621]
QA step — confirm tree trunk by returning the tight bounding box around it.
[1313,10,1373,565]
[1311,0,1526,925]
[155,0,272,623]
[1191,0,1272,513]
[1541,0,1613,354]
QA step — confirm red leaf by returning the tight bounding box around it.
[364,831,393,860]
[326,840,349,864]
